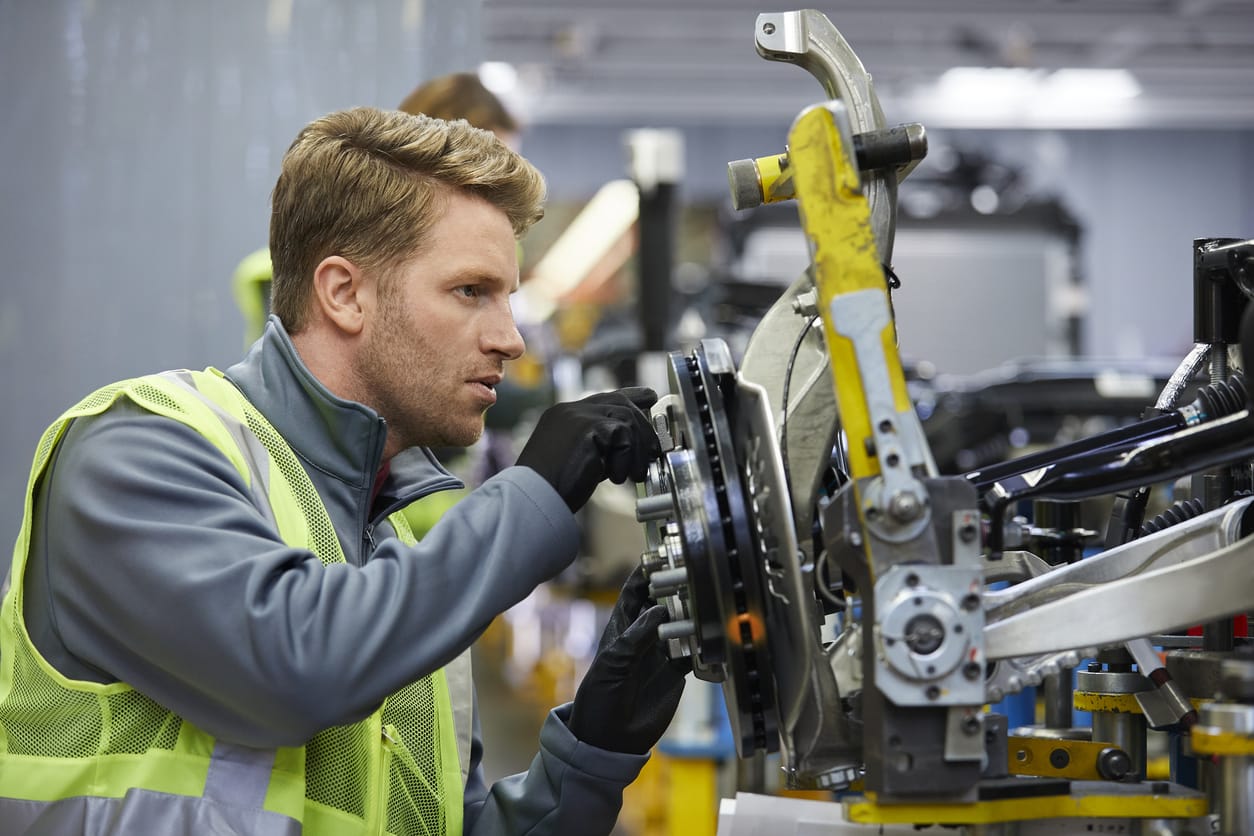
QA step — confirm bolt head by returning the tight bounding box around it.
[888,491,922,522]
[904,614,945,655]
[1097,748,1132,781]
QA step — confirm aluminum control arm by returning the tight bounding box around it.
[983,496,1254,660]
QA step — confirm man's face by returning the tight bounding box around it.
[358,190,524,453]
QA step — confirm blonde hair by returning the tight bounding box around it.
[397,72,518,135]
[269,106,545,332]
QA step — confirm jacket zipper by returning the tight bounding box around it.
[362,475,461,559]
[372,722,398,834]
[360,419,387,565]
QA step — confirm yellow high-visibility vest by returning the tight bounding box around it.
[0,368,467,835]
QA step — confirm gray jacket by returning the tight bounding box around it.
[21,315,646,834]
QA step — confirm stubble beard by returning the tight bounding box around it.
[359,304,485,453]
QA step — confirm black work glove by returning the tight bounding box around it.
[516,387,661,513]
[568,565,690,754]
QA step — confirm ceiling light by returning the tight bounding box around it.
[917,66,1143,128]
[937,67,1044,103]
[1043,68,1141,100]
[478,61,518,95]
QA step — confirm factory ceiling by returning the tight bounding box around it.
[482,0,1254,130]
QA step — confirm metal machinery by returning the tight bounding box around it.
[632,9,1254,835]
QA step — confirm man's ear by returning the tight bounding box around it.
[311,255,372,336]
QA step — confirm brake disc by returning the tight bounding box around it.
[640,339,780,755]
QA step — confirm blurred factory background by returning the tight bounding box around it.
[4,0,1254,519]
[2,1,1254,832]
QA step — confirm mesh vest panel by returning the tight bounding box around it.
[214,374,458,834]
[0,371,462,835]
[1,381,201,771]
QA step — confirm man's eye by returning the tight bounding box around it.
[456,285,480,298]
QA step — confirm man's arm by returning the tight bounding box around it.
[459,567,688,835]
[28,401,579,747]
[462,696,647,836]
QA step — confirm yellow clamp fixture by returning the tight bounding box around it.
[1007,735,1134,782]
[846,785,1208,825]
[726,125,927,211]
[786,101,912,483]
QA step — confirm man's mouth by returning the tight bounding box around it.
[469,375,502,404]
[471,374,502,389]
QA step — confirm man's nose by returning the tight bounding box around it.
[485,310,526,361]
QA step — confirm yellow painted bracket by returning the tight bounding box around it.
[1007,735,1117,781]
[846,786,1207,825]
[1075,691,1208,716]
[1073,692,1144,714]
[1192,726,1254,756]
[786,102,910,482]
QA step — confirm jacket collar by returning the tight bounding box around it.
[224,315,460,509]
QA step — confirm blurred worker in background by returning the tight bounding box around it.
[398,71,521,147]
[0,106,686,834]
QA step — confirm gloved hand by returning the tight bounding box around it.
[568,565,690,754]
[516,387,662,513]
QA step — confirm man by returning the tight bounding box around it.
[0,107,685,834]
[233,71,545,493]
[233,71,521,343]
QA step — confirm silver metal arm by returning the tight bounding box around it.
[984,496,1254,660]
[753,9,897,261]
[740,9,903,549]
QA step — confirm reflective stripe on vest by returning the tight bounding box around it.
[0,369,467,835]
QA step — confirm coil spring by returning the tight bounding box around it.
[1140,497,1206,536]
[1194,374,1247,418]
